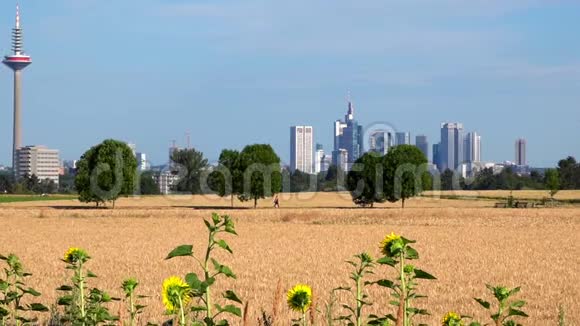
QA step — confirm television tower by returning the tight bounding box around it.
[3,4,32,175]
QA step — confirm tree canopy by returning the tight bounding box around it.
[139,170,161,195]
[544,169,560,200]
[346,152,385,207]
[209,149,242,207]
[237,144,282,208]
[170,148,209,194]
[383,145,429,208]
[75,139,137,207]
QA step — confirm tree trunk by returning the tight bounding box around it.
[254,197,257,209]
[231,194,234,208]
[112,200,116,209]
[401,198,405,209]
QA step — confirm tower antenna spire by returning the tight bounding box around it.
[16,3,20,29]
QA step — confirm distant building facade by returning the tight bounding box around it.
[515,138,527,166]
[395,132,411,146]
[336,148,349,172]
[439,122,464,172]
[369,131,393,155]
[464,132,481,163]
[15,145,60,184]
[432,143,440,169]
[314,144,330,174]
[157,170,179,195]
[290,126,314,174]
[136,152,150,172]
[415,135,429,161]
[332,99,363,170]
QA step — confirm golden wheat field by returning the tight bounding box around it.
[1,192,579,325]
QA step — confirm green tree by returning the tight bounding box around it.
[441,169,455,191]
[0,172,14,193]
[38,179,57,194]
[238,144,282,208]
[139,170,160,195]
[58,174,76,194]
[209,149,242,207]
[288,169,315,193]
[544,168,560,201]
[170,148,209,194]
[383,145,429,208]
[75,139,137,207]
[346,152,385,207]
[557,156,580,189]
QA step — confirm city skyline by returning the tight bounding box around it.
[1,1,579,168]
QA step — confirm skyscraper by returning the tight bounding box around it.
[290,126,314,174]
[464,132,481,163]
[439,123,464,171]
[395,132,411,146]
[332,98,363,170]
[314,144,326,174]
[432,143,440,169]
[515,138,527,166]
[136,152,150,172]
[415,135,429,161]
[3,5,32,177]
[369,131,393,155]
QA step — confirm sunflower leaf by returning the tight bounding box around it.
[413,269,436,280]
[216,240,233,254]
[223,290,243,304]
[165,245,193,260]
[216,304,242,317]
[29,303,49,312]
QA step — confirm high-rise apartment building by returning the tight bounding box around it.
[432,143,440,169]
[136,152,150,172]
[314,144,327,174]
[464,132,481,163]
[290,126,314,174]
[395,132,411,146]
[415,135,429,160]
[515,138,527,166]
[369,131,393,155]
[439,123,464,171]
[15,146,60,184]
[332,98,363,170]
[336,149,349,172]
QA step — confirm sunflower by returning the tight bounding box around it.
[379,232,403,257]
[287,284,312,313]
[162,276,191,313]
[441,311,462,326]
[63,247,88,264]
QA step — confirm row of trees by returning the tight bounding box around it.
[72,140,284,208]
[18,137,576,207]
[0,173,58,195]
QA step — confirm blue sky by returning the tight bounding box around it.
[0,0,579,167]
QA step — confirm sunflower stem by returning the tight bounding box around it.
[399,253,408,326]
[178,294,186,326]
[356,275,362,326]
[78,261,86,326]
[204,230,214,320]
[129,290,135,326]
